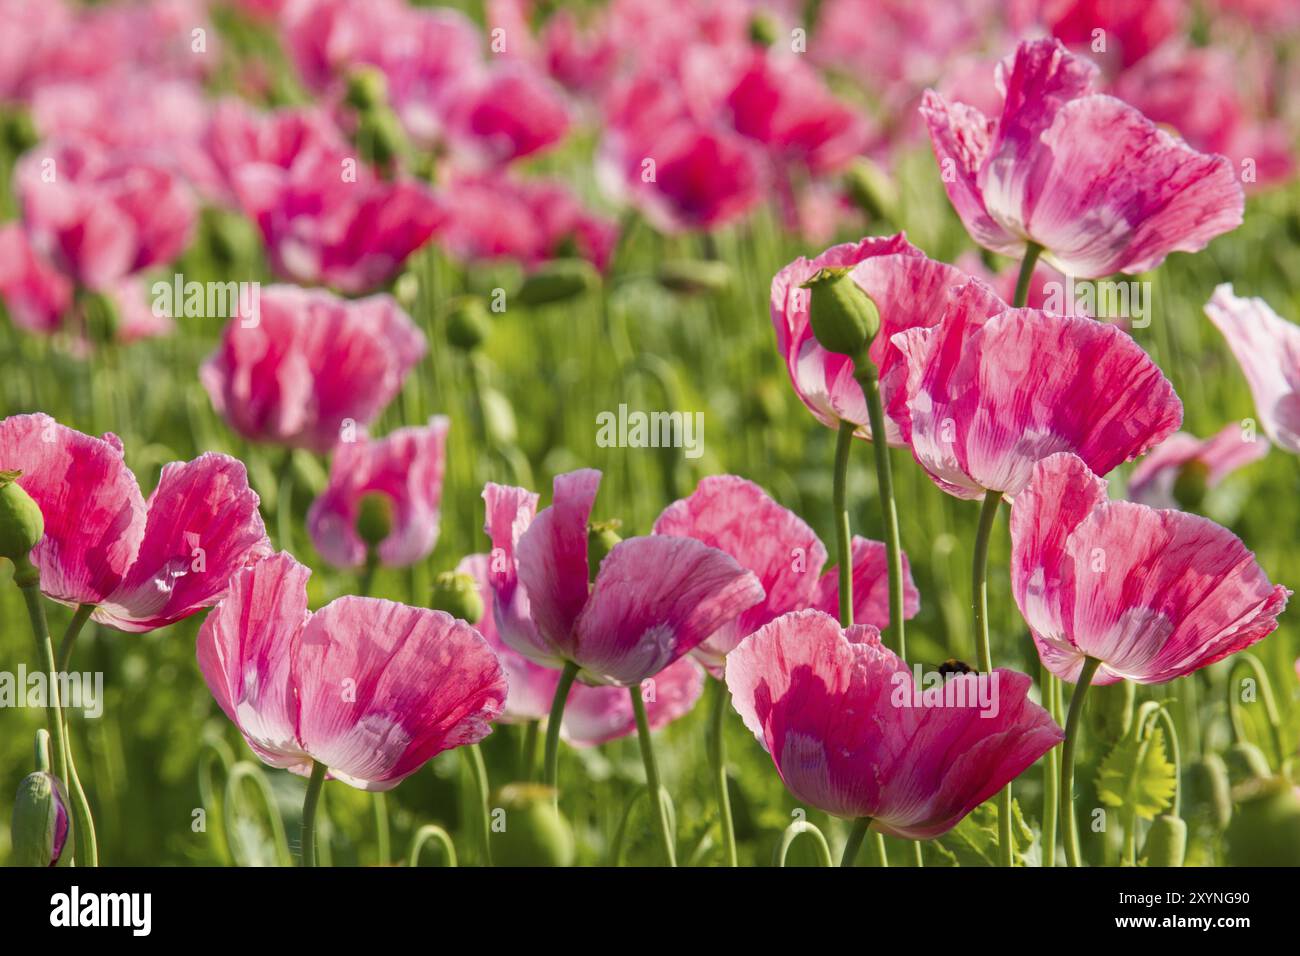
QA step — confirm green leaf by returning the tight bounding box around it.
[1096,722,1176,820]
[929,798,1035,866]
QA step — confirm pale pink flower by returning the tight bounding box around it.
[1128,425,1269,509]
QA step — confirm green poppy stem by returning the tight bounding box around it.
[541,660,580,796]
[1061,657,1103,867]
[707,676,738,866]
[301,761,328,867]
[832,420,855,625]
[855,362,907,660]
[630,686,676,866]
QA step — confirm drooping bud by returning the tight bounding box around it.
[0,471,44,564]
[845,157,898,223]
[355,491,394,550]
[1171,459,1209,511]
[516,259,600,307]
[11,771,71,867]
[1142,814,1187,867]
[1225,776,1300,866]
[444,296,491,352]
[430,571,484,624]
[1191,753,1233,831]
[587,520,623,583]
[800,267,880,358]
[491,783,575,867]
[656,259,732,296]
[1224,740,1272,784]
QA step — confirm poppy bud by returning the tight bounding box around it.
[1191,753,1233,830]
[748,12,779,47]
[1,108,38,155]
[1224,740,1272,784]
[11,771,71,867]
[656,259,732,296]
[1142,814,1187,867]
[587,520,623,583]
[429,571,484,624]
[845,158,898,223]
[355,491,394,550]
[516,259,599,307]
[800,267,880,358]
[1171,459,1209,511]
[345,67,388,112]
[0,470,43,564]
[444,296,491,351]
[355,108,406,170]
[491,783,575,867]
[1225,776,1300,866]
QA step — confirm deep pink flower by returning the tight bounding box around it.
[771,234,1004,446]
[920,39,1244,277]
[1042,0,1184,71]
[308,417,448,569]
[15,141,197,290]
[482,469,765,686]
[1012,453,1289,685]
[0,413,271,631]
[1205,287,1300,456]
[204,100,347,208]
[197,552,506,790]
[652,475,918,675]
[200,285,426,454]
[439,172,619,272]
[541,9,620,96]
[439,62,572,168]
[0,223,72,334]
[890,290,1182,499]
[726,609,1063,838]
[1128,425,1269,509]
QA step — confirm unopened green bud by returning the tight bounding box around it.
[587,520,623,583]
[1224,740,1272,784]
[345,67,389,112]
[1225,776,1300,866]
[355,491,394,550]
[845,157,898,222]
[1191,753,1233,831]
[516,259,599,307]
[393,271,420,311]
[748,12,779,47]
[12,771,71,867]
[444,296,491,351]
[656,259,732,296]
[0,471,43,564]
[491,783,575,867]
[430,571,484,624]
[480,388,518,448]
[801,267,880,357]
[356,108,406,169]
[1171,459,1209,511]
[1142,814,1187,867]
[1,109,38,155]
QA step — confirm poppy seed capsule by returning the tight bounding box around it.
[344,67,388,112]
[11,771,70,867]
[1225,776,1300,866]
[800,267,880,358]
[1171,459,1210,511]
[0,470,43,563]
[355,491,394,550]
[516,259,599,307]
[656,259,732,296]
[444,297,491,351]
[490,783,575,867]
[1142,814,1187,867]
[430,571,484,625]
[587,520,623,583]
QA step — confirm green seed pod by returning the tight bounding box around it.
[516,259,600,307]
[800,267,880,357]
[1142,814,1187,867]
[1191,753,1233,830]
[1171,459,1209,511]
[444,296,491,351]
[1224,740,1272,784]
[844,157,898,222]
[748,12,779,47]
[355,491,395,550]
[0,471,44,563]
[587,520,623,583]
[1,108,38,154]
[491,783,575,867]
[344,67,389,112]
[656,259,732,296]
[429,571,484,624]
[11,771,71,867]
[1225,777,1300,866]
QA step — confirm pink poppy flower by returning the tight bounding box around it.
[1205,284,1300,455]
[439,62,572,168]
[482,469,765,686]
[1042,0,1185,71]
[15,140,197,290]
[0,413,271,631]
[0,223,72,334]
[1011,452,1289,685]
[890,292,1182,499]
[726,609,1063,838]
[771,234,1005,446]
[652,475,919,675]
[201,285,426,454]
[197,552,506,791]
[920,39,1244,278]
[541,9,619,96]
[1128,425,1269,509]
[307,417,448,569]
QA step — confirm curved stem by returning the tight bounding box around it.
[630,687,677,866]
[1061,657,1103,868]
[541,660,580,794]
[831,419,856,626]
[778,821,833,867]
[56,603,95,673]
[224,761,292,867]
[408,825,457,867]
[1226,652,1284,768]
[1013,243,1043,309]
[707,677,738,866]
[856,362,906,659]
[300,761,328,867]
[1041,666,1061,867]
[971,492,1011,865]
[464,743,492,866]
[840,817,871,867]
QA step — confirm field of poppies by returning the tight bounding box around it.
[1,0,1299,872]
